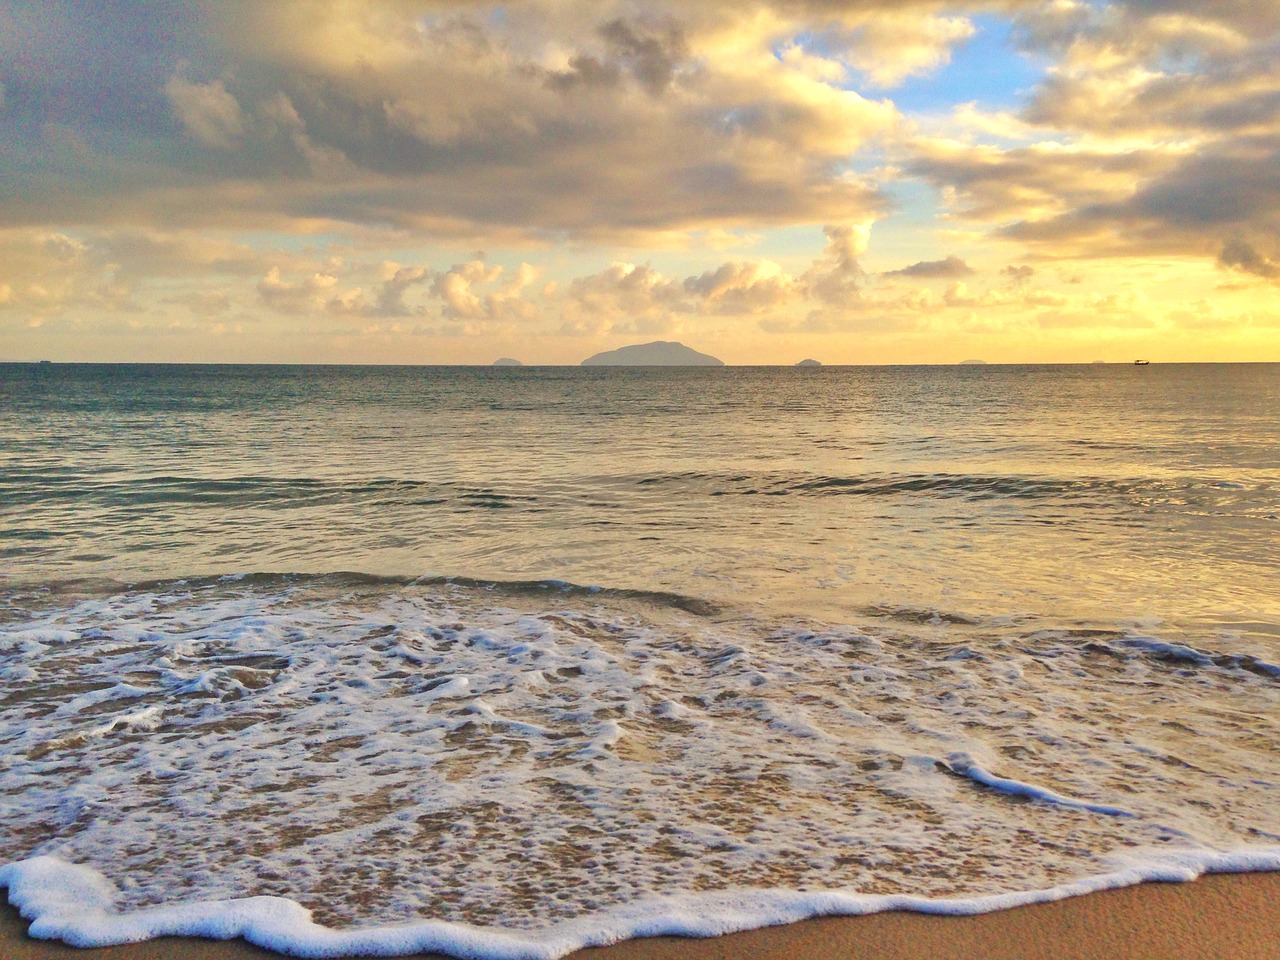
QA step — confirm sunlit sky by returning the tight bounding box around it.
[2,0,1278,364]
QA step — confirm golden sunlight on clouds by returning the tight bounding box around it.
[0,0,1277,362]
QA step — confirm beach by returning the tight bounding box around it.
[5,872,1278,960]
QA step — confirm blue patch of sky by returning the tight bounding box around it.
[776,16,1046,114]
[886,15,1048,115]
[798,14,1054,257]
[863,181,952,271]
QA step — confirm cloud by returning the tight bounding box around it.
[802,224,869,304]
[165,76,245,150]
[942,281,978,306]
[0,1,897,240]
[0,228,343,333]
[899,2,1280,274]
[431,259,539,326]
[994,134,1280,260]
[257,93,357,179]
[95,231,265,281]
[885,255,974,278]
[4,0,1279,363]
[1218,238,1280,280]
[1016,5,1278,139]
[560,262,686,335]
[257,267,339,313]
[374,264,432,316]
[558,239,839,333]
[433,260,505,321]
[908,136,1184,228]
[827,13,977,87]
[683,261,799,313]
[547,19,689,95]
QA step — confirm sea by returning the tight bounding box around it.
[1,361,1278,957]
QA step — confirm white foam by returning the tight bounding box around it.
[945,753,1135,818]
[2,580,1278,942]
[5,849,1279,958]
[87,705,165,737]
[1117,636,1280,677]
[54,683,153,717]
[1118,636,1215,666]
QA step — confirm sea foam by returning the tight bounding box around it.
[2,575,1278,956]
[5,849,1280,959]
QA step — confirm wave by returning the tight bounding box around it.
[629,469,1274,504]
[1113,636,1280,679]
[940,753,1135,818]
[2,574,1278,953]
[135,572,726,618]
[3,470,1270,510]
[1019,629,1280,682]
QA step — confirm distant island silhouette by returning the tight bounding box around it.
[580,341,724,366]
[492,358,523,367]
[959,359,988,365]
[796,359,822,367]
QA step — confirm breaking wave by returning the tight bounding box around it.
[2,574,1278,956]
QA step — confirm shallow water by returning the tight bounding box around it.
[1,363,1278,953]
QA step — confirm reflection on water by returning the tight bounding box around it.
[2,363,1276,638]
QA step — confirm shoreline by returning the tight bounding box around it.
[5,871,1279,960]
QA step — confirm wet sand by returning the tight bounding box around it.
[5,871,1278,960]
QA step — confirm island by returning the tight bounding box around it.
[796,358,822,367]
[959,359,988,365]
[492,358,523,367]
[580,341,724,366]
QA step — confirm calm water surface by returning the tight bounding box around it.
[3,362,1277,633]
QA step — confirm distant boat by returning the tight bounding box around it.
[1134,360,1150,365]
[37,360,52,365]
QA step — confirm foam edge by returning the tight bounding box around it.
[4,849,1280,960]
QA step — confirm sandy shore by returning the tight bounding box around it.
[5,872,1278,960]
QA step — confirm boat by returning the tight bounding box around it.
[1133,360,1150,365]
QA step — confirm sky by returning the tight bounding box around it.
[1,0,1278,365]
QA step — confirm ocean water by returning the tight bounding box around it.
[1,362,1278,957]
